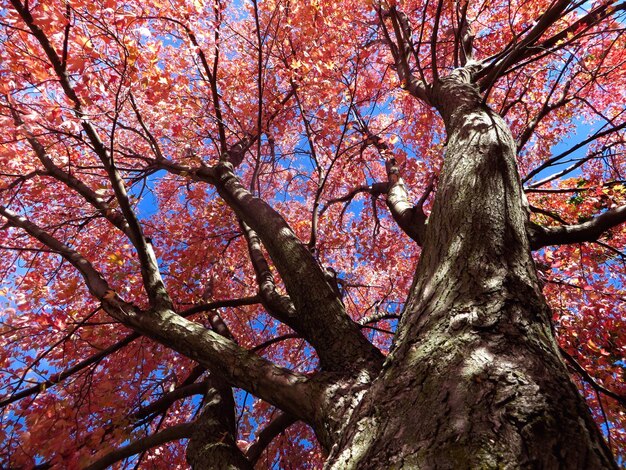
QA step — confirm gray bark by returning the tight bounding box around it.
[320,71,617,469]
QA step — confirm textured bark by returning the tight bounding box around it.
[212,161,384,373]
[186,378,251,470]
[322,72,617,469]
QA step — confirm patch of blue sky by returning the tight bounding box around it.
[524,118,600,186]
[128,169,166,221]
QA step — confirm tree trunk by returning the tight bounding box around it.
[323,73,617,469]
[186,378,251,470]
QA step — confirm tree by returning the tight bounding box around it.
[0,0,625,467]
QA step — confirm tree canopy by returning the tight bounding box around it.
[0,0,625,468]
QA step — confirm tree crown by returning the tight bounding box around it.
[0,0,625,467]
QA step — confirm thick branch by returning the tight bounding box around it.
[0,205,111,297]
[478,0,626,99]
[380,7,430,103]
[320,182,389,216]
[351,110,431,244]
[186,376,251,469]
[151,155,382,371]
[530,205,626,249]
[194,161,383,372]
[385,158,430,245]
[101,302,317,422]
[455,0,474,66]
[511,0,626,78]
[130,382,209,424]
[478,0,576,92]
[240,221,296,321]
[222,134,255,168]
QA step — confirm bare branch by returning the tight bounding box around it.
[0,296,259,408]
[524,180,626,194]
[527,144,624,189]
[429,0,445,82]
[524,121,626,184]
[10,0,172,309]
[560,348,626,407]
[130,382,209,425]
[519,1,626,72]
[529,205,569,225]
[0,205,110,298]
[516,54,575,151]
[380,7,430,103]
[250,333,301,353]
[320,182,389,217]
[530,204,626,249]
[455,0,474,66]
[8,107,132,236]
[0,326,134,409]
[164,15,228,153]
[84,423,195,470]
[179,295,261,318]
[478,0,579,93]
[246,412,297,465]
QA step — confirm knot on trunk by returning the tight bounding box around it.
[431,70,484,129]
